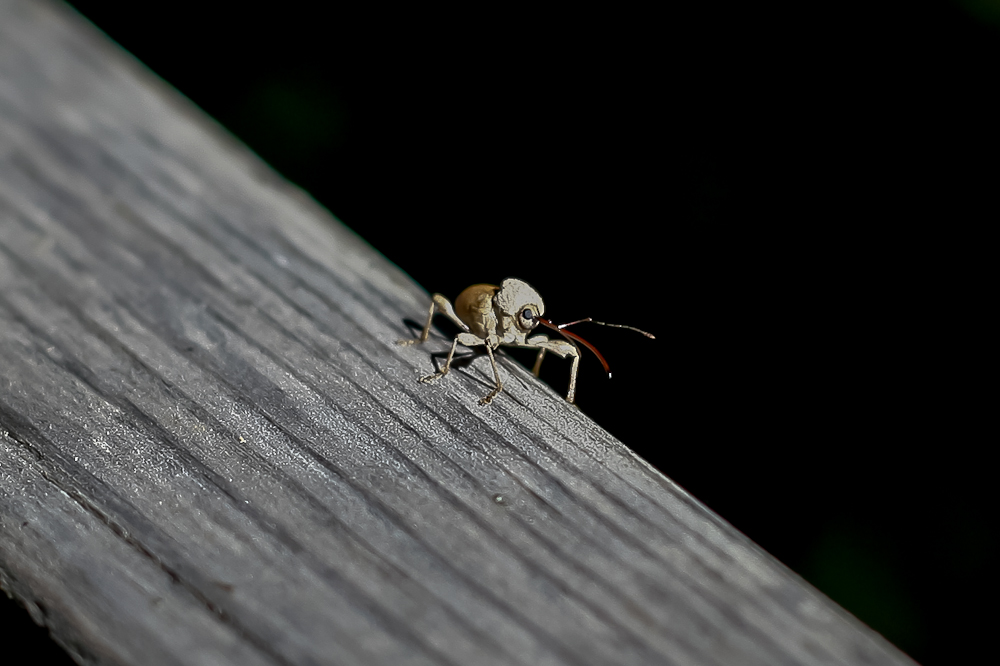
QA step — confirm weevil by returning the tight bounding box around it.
[398,278,654,405]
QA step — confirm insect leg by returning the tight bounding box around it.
[418,334,461,383]
[399,294,470,346]
[532,348,546,377]
[479,343,504,406]
[399,298,437,345]
[567,351,580,404]
[522,336,581,403]
[430,293,470,332]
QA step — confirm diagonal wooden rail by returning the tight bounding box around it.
[0,1,915,664]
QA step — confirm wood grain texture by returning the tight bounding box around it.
[0,1,916,665]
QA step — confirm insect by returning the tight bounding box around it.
[398,278,654,405]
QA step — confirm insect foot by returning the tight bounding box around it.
[418,372,445,384]
[478,382,503,406]
[400,278,654,405]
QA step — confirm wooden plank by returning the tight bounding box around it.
[0,1,916,665]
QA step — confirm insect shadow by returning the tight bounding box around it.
[401,317,488,374]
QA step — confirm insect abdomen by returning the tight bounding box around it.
[454,284,498,339]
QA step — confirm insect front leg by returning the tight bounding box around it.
[523,335,581,403]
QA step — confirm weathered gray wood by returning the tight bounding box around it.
[0,2,916,665]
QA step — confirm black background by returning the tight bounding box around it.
[3,1,994,664]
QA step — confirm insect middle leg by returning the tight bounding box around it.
[417,331,500,404]
[417,334,462,384]
[532,348,546,376]
[478,344,503,406]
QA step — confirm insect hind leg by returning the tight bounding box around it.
[398,294,470,346]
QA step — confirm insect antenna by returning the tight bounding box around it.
[538,317,612,377]
[554,317,655,339]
